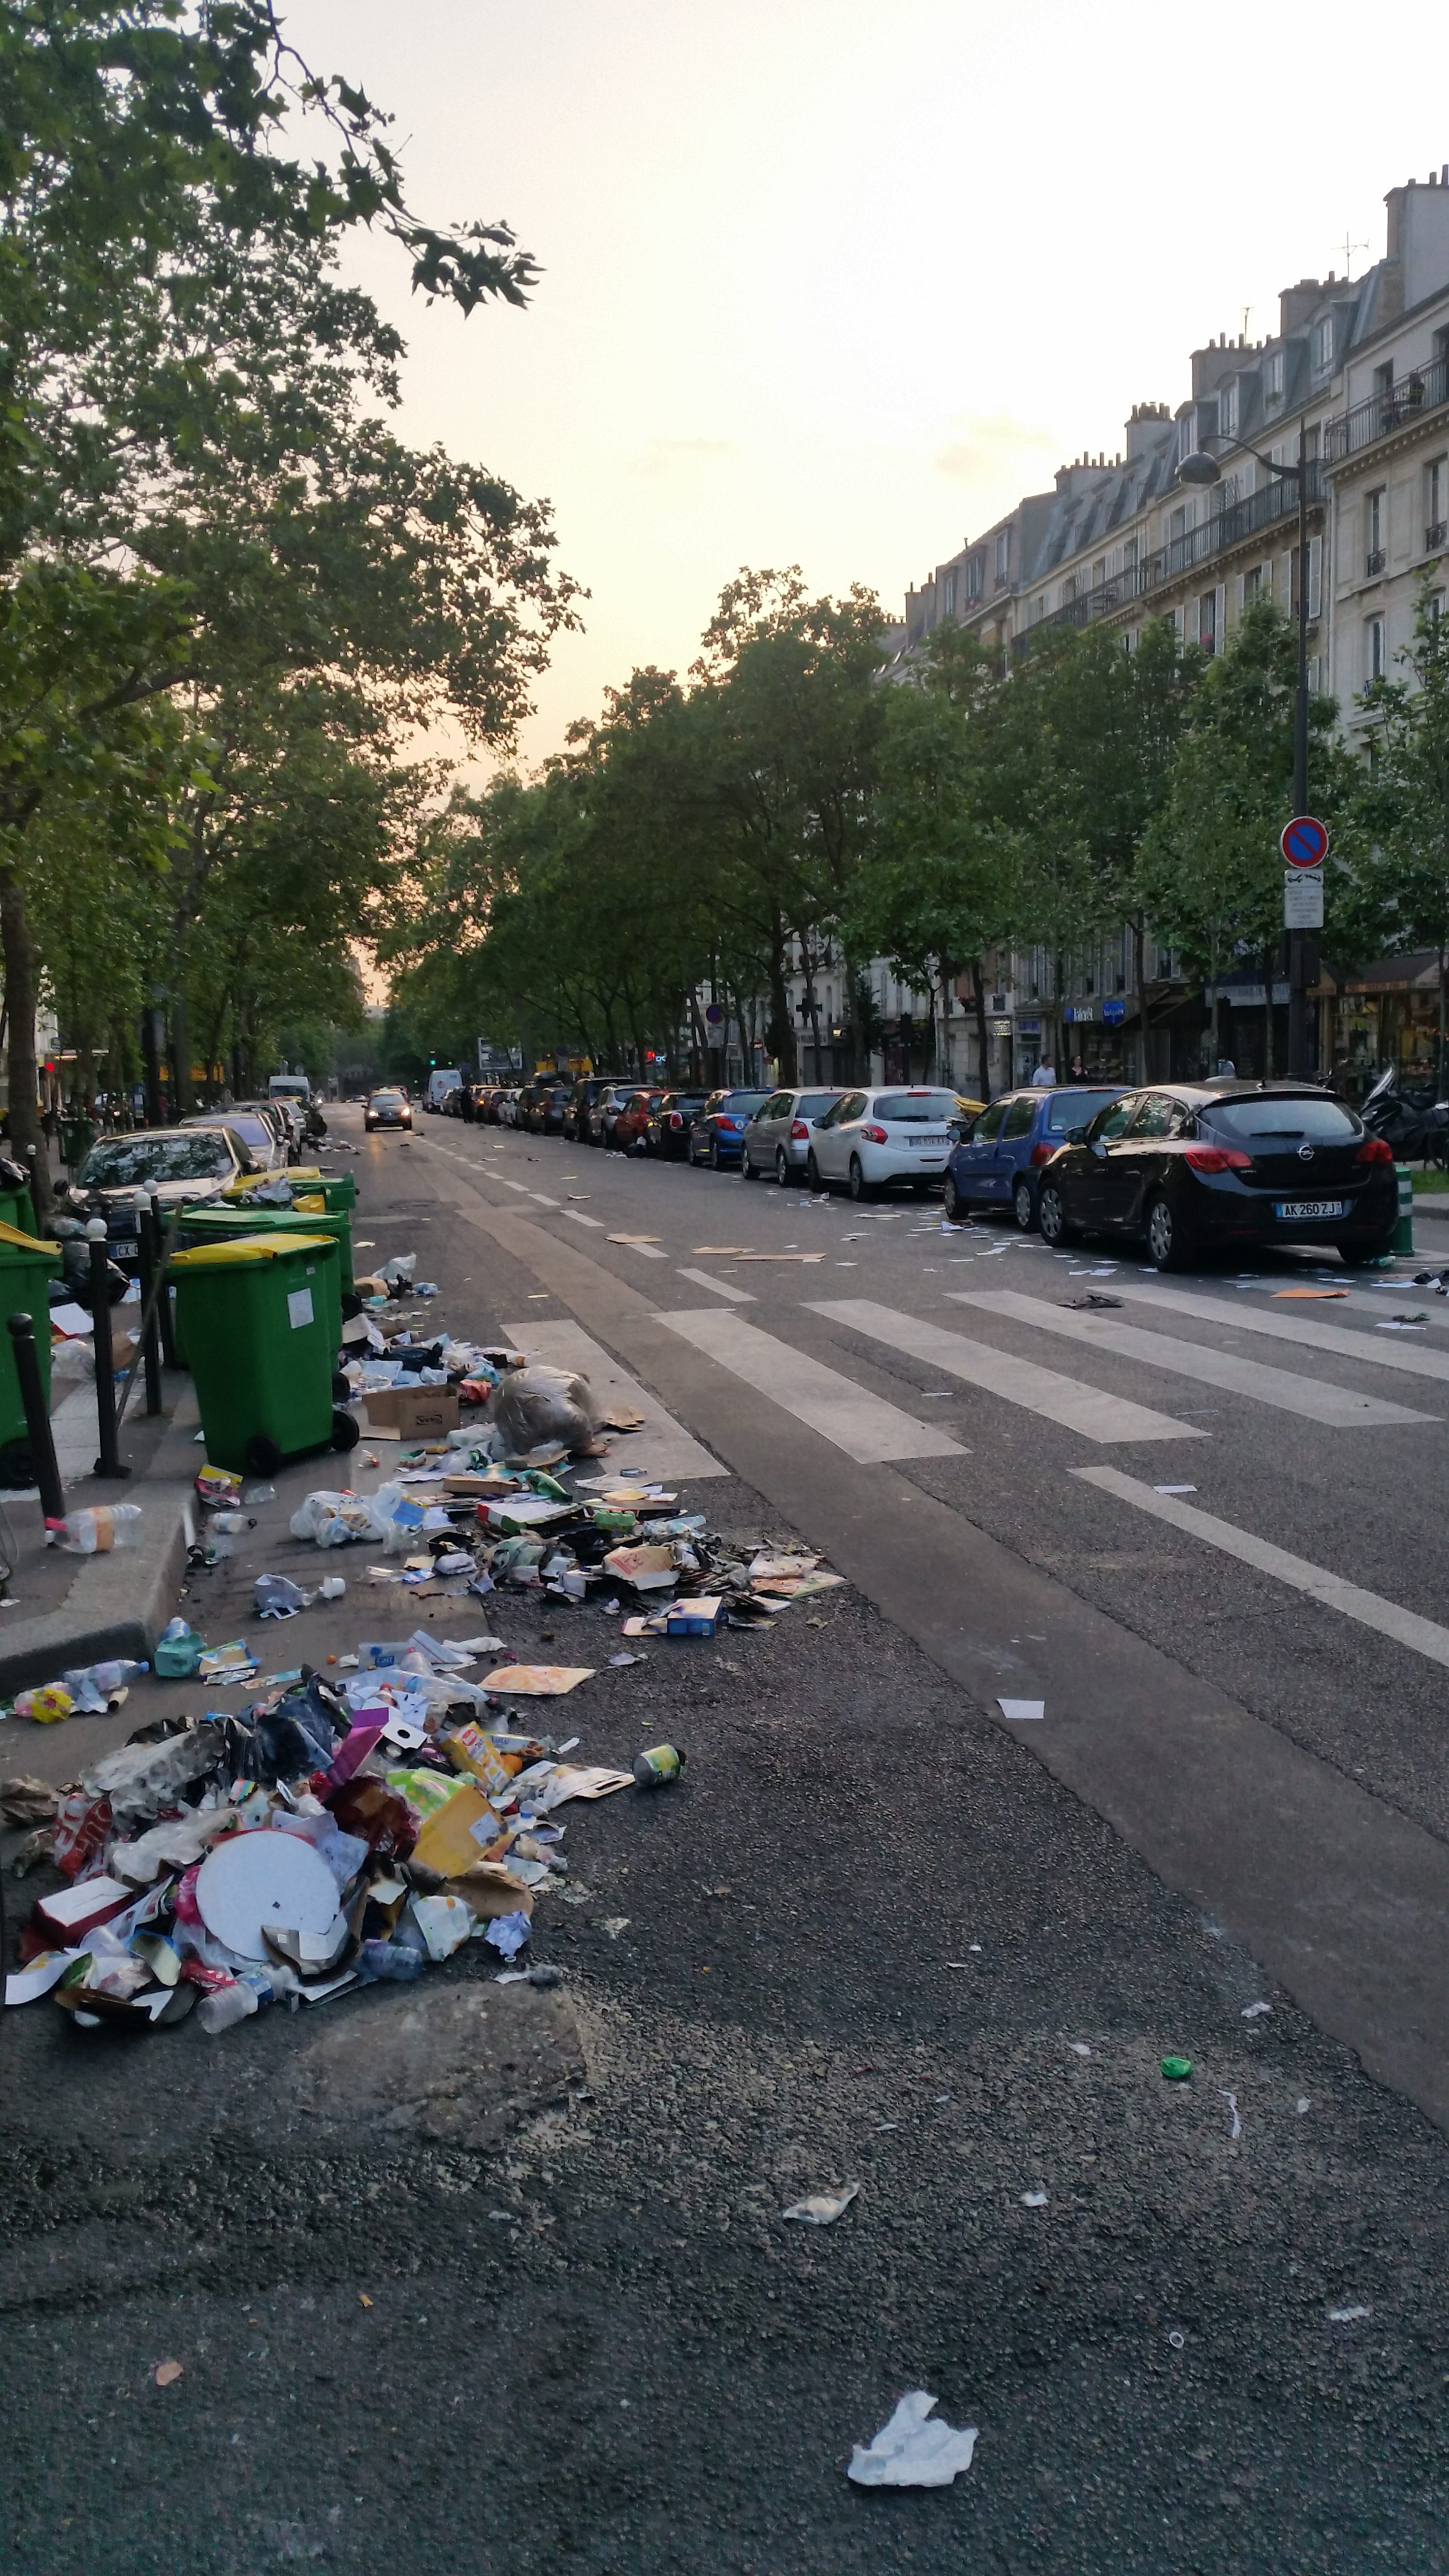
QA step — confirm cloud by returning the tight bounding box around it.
[934,411,1058,484]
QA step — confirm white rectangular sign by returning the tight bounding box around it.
[1283,868,1324,929]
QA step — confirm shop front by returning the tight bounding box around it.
[1326,954,1446,1101]
[1061,999,1132,1080]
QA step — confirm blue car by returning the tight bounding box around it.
[944,1083,1127,1230]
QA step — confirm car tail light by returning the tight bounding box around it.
[1029,1142,1055,1167]
[721,1118,740,1130]
[669,1112,682,1128]
[1356,1135,1394,1163]
[1184,1143,1253,1173]
[790,1120,809,1139]
[861,1123,889,1144]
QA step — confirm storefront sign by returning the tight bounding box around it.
[1064,1004,1095,1024]
[1102,997,1126,1026]
[988,1018,1012,1037]
[1016,1017,1041,1036]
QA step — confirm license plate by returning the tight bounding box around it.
[908,1133,948,1147]
[1273,1199,1347,1222]
[113,1239,138,1259]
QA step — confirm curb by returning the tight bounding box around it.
[0,1385,199,1694]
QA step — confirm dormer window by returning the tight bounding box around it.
[1313,314,1335,373]
[1265,350,1285,408]
[1221,381,1239,438]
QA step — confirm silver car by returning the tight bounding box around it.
[741,1086,844,1183]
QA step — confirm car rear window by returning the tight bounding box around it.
[723,1092,771,1111]
[797,1092,839,1118]
[1046,1088,1121,1131]
[1208,1098,1361,1144]
[871,1092,957,1123]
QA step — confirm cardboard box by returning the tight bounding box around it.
[362,1384,460,1438]
[410,1779,502,1878]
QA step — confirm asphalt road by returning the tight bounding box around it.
[4,1104,1449,2575]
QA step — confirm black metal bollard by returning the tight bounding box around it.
[135,1203,162,1417]
[7,1311,64,1523]
[87,1222,128,1479]
[149,1190,177,1367]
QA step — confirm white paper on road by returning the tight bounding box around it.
[658,1308,962,1464]
[998,1698,1045,1721]
[847,2391,979,2489]
[810,1300,1200,1446]
[951,1289,1435,1429]
[1074,1466,1449,1673]
[502,1317,724,1479]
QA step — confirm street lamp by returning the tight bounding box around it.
[1175,417,1315,1079]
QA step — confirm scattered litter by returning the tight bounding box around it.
[599,1916,630,1939]
[1063,1291,1123,1310]
[997,1698,1045,1722]
[1154,1484,1196,1495]
[1020,2190,1049,2207]
[1241,2000,1272,2018]
[152,2361,184,2389]
[1297,2097,1312,2114]
[1160,2056,1193,2082]
[1220,2089,1242,2141]
[1273,1288,1348,1300]
[1167,2329,1185,2351]
[1327,2304,1371,2323]
[1068,2041,1091,2057]
[632,1742,684,1789]
[847,2391,979,2489]
[782,2184,859,2225]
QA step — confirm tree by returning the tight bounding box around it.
[1352,582,1449,1089]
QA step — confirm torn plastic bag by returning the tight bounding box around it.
[246,1675,349,1787]
[489,1365,601,1460]
[255,1573,311,1619]
[288,1482,416,1552]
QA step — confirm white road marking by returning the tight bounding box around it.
[614,1240,668,1259]
[807,1300,1199,1445]
[676,1268,755,1303]
[528,1192,561,1208]
[1106,1278,1449,1386]
[563,1208,605,1229]
[501,1318,724,1479]
[1074,1467,1449,1672]
[658,1309,963,1463]
[949,1290,1434,1430]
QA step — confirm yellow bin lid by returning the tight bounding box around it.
[170,1232,338,1271]
[222,1166,323,1196]
[0,1218,60,1258]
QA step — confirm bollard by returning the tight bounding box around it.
[87,1220,129,1479]
[6,1311,64,1524]
[1394,1163,1415,1257]
[149,1189,177,1367]
[135,1202,163,1417]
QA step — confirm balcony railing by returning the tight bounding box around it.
[1324,354,1449,462]
[1014,465,1322,655]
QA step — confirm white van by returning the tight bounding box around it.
[268,1072,311,1107]
[424,1067,463,1112]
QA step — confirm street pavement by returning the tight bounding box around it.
[4,1104,1449,2574]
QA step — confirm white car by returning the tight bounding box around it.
[805,1086,961,1200]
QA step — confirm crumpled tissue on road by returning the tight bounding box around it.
[847,2390,980,2488]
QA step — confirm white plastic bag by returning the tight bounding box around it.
[490,1366,601,1458]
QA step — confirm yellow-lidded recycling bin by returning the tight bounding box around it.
[225,1166,357,1215]
[0,1221,62,1451]
[176,1201,353,1319]
[169,1233,356,1476]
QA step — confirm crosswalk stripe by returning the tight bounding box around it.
[676,1267,755,1303]
[658,1308,963,1462]
[1107,1278,1449,1385]
[1075,1466,1449,1671]
[502,1318,725,1479]
[808,1299,1200,1445]
[949,1289,1434,1429]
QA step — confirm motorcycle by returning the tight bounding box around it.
[1358,1065,1449,1167]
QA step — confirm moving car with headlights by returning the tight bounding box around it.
[688,1088,773,1168]
[805,1086,960,1199]
[72,1126,263,1272]
[1034,1081,1399,1270]
[740,1086,844,1182]
[944,1083,1127,1228]
[646,1089,710,1159]
[365,1088,413,1131]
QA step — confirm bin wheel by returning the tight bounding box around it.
[245,1433,284,1476]
[332,1369,352,1403]
[330,1408,360,1453]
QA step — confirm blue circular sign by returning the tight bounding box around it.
[1281,814,1329,868]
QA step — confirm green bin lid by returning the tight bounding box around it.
[170,1231,338,1271]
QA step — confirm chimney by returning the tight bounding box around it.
[1278,278,1322,338]
[1124,401,1172,460]
[1383,174,1449,318]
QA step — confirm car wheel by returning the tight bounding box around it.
[942,1175,968,1221]
[742,1148,760,1180]
[806,1152,825,1194]
[848,1155,873,1203]
[708,1139,720,1170]
[775,1149,789,1185]
[1146,1192,1193,1272]
[1012,1176,1036,1231]
[1336,1234,1397,1267]
[1037,1181,1080,1246]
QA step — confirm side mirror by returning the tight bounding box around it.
[1065,1125,1087,1144]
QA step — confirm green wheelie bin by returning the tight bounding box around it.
[176,1202,351,1338]
[0,1177,38,1237]
[168,1233,357,1477]
[225,1165,357,1215]
[0,1220,62,1451]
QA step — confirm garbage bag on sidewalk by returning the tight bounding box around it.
[490,1366,601,1459]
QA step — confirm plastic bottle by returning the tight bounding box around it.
[209,1511,253,1535]
[196,1979,259,2035]
[51,1504,144,1554]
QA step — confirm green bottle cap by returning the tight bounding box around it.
[1160,2055,1193,2082]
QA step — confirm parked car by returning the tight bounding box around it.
[1034,1081,1399,1271]
[805,1086,960,1199]
[71,1125,263,1273]
[688,1088,774,1168]
[180,1107,288,1171]
[564,1076,622,1143]
[365,1088,413,1131]
[740,1086,844,1183]
[496,1087,524,1128]
[586,1084,637,1147]
[944,1083,1127,1228]
[646,1090,710,1159]
[612,1087,665,1152]
[523,1079,572,1136]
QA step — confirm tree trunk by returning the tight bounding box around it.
[0,869,54,1228]
[172,982,194,1117]
[1437,942,1447,1104]
[766,926,797,1085]
[1132,918,1147,1083]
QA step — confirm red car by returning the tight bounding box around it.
[612,1088,665,1152]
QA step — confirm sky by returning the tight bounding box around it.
[286,0,1449,773]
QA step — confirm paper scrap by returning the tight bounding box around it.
[997,1697,1045,1722]
[782,2184,859,2226]
[481,1665,595,1696]
[153,2361,183,2388]
[847,2391,979,2489]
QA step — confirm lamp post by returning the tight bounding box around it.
[1176,417,1314,1079]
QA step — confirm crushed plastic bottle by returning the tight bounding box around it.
[196,1978,259,2034]
[50,1504,144,1553]
[59,1658,147,1712]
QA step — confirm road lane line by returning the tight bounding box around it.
[501,1317,725,1479]
[808,1299,1201,1445]
[949,1289,1434,1429]
[563,1208,606,1229]
[658,1309,963,1463]
[1106,1278,1449,1384]
[676,1268,755,1303]
[528,1191,562,1207]
[1074,1466,1449,1671]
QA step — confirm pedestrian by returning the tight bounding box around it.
[1068,1051,1089,1082]
[1215,1056,1236,1077]
[1030,1053,1057,1089]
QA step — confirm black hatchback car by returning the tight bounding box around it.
[563,1077,621,1143]
[1035,1082,1398,1271]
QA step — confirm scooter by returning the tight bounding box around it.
[1359,1065,1449,1166]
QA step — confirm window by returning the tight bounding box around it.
[1365,615,1386,685]
[1430,590,1445,626]
[1242,564,1262,603]
[1313,314,1335,373]
[965,549,984,603]
[1091,1098,1139,1143]
[941,567,957,620]
[1131,1095,1184,1140]
[1264,350,1285,407]
[1093,556,1106,590]
[1367,487,1385,574]
[971,1101,1007,1143]
[1308,533,1322,619]
[1124,534,1139,574]
[1199,587,1224,654]
[995,525,1011,582]
[1001,1096,1036,1141]
[1428,458,1446,550]
[1046,1089,1120,1131]
[1221,381,1240,437]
